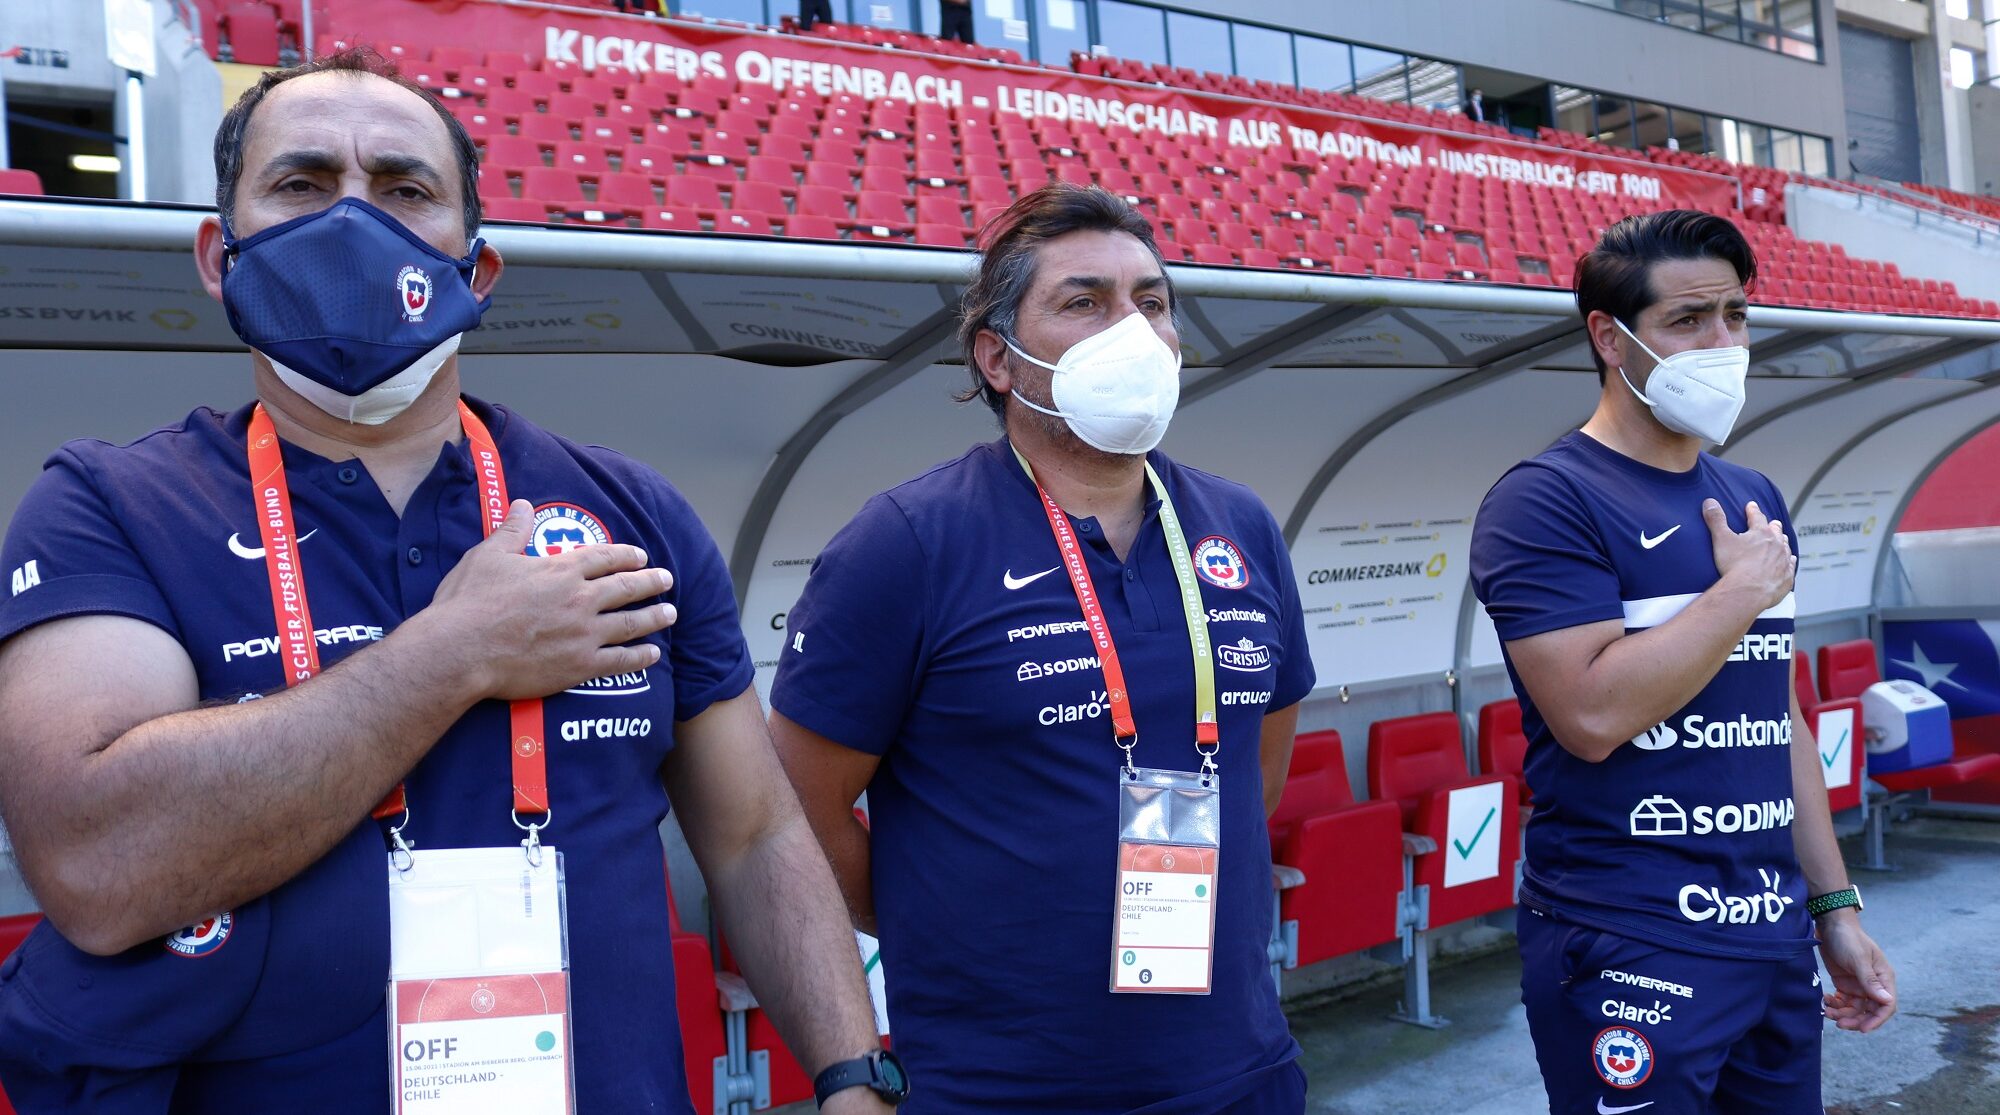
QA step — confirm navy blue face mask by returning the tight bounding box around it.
[220,197,490,424]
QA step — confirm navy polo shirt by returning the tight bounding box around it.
[1470,432,1814,961]
[0,396,751,1113]
[770,439,1314,1114]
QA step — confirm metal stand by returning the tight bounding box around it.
[1390,834,1448,1029]
[1269,864,1305,997]
[1853,780,1906,873]
[712,973,772,1114]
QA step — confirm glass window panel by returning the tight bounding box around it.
[1632,100,1671,150]
[1352,46,1409,103]
[1295,35,1352,94]
[1803,134,1830,177]
[966,0,1027,50]
[678,0,768,23]
[1703,0,1743,37]
[846,0,910,29]
[1166,11,1232,76]
[1662,1,1704,31]
[1407,57,1462,113]
[1094,0,1166,64]
[1231,23,1294,86]
[1667,107,1706,151]
[1947,0,1971,19]
[1770,129,1803,172]
[1741,0,1775,21]
[1952,48,1977,90]
[1776,0,1817,37]
[1612,0,1665,15]
[1706,114,1736,160]
[1736,120,1772,166]
[1034,0,1089,64]
[1553,85,1595,139]
[1593,93,1636,147]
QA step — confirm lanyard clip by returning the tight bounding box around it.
[513,807,551,868]
[387,807,416,873]
[1117,732,1139,775]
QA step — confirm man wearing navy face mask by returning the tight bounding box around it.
[1470,210,1897,1114]
[0,49,896,1115]
[769,184,1314,1113]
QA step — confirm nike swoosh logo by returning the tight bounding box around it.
[228,528,318,560]
[1002,566,1060,591]
[1598,1100,1655,1114]
[1639,525,1681,549]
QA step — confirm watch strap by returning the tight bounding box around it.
[1807,885,1861,918]
[814,1050,906,1107]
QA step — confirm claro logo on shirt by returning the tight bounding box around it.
[221,624,384,662]
[1678,868,1794,926]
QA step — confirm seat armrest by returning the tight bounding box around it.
[715,970,759,1013]
[1402,832,1438,856]
[1271,864,1306,891]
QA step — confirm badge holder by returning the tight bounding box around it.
[1111,747,1220,996]
[386,844,576,1114]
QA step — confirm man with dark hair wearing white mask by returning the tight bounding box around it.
[1470,210,1898,1115]
[769,183,1314,1114]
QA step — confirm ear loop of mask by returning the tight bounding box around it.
[1001,336,1068,421]
[1612,318,1661,411]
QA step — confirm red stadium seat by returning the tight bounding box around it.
[1267,731,1405,969]
[595,174,659,215]
[0,913,38,1115]
[1369,712,1520,1024]
[482,198,551,222]
[916,222,972,247]
[221,2,283,66]
[1794,652,1863,815]
[794,184,851,222]
[519,167,587,208]
[0,168,47,196]
[784,213,846,240]
[666,175,726,216]
[640,207,703,232]
[1475,699,1531,809]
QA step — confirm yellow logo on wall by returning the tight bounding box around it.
[1425,552,1448,578]
[150,309,196,331]
[584,313,621,329]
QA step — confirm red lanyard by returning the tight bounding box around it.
[245,401,549,833]
[1018,452,1221,761]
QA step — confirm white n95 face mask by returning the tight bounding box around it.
[1614,318,1750,445]
[1005,312,1183,455]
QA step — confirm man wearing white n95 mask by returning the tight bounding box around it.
[1470,210,1896,1115]
[769,184,1315,1113]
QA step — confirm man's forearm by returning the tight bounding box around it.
[709,809,882,1076]
[1567,580,1769,757]
[27,614,483,952]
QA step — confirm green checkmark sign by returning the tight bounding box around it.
[1453,807,1497,859]
[1822,730,1848,769]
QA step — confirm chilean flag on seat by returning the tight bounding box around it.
[1881,619,2000,802]
[1881,620,2000,719]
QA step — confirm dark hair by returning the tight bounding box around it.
[956,183,1172,417]
[213,46,482,241]
[1574,209,1757,383]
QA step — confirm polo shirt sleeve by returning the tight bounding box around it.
[1264,507,1315,711]
[0,446,179,646]
[649,480,753,722]
[1470,462,1624,643]
[768,493,926,756]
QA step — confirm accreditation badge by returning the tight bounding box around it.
[386,847,576,1114]
[1112,766,1220,995]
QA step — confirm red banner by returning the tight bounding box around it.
[330,0,1742,210]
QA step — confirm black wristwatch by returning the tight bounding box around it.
[813,1049,909,1107]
